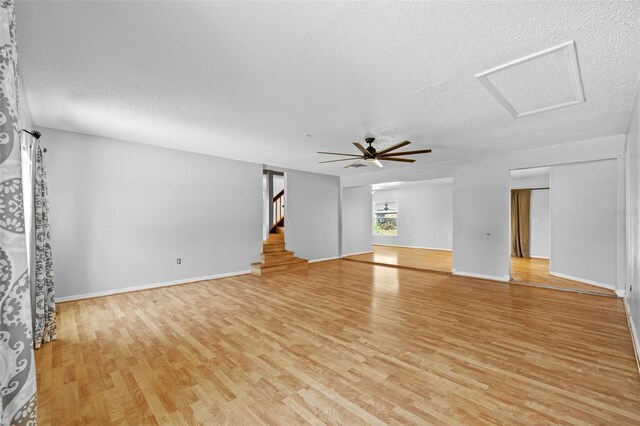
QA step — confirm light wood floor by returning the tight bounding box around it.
[345,245,614,296]
[511,257,616,296]
[344,245,452,273]
[36,260,640,425]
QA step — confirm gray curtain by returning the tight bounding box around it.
[33,145,55,348]
[0,0,39,424]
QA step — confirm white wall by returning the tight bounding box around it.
[341,186,372,256]
[40,127,264,299]
[18,76,33,129]
[371,180,453,250]
[550,160,618,287]
[284,170,340,261]
[19,77,35,274]
[510,175,550,259]
[625,79,640,348]
[262,174,268,240]
[273,174,284,195]
[18,76,38,319]
[529,190,550,259]
[342,134,626,283]
[510,174,549,190]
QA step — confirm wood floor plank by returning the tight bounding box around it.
[510,256,616,295]
[35,260,640,424]
[343,245,452,273]
[344,245,615,295]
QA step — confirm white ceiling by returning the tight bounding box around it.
[16,1,640,176]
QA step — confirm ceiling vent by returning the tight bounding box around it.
[344,162,368,169]
[476,41,585,118]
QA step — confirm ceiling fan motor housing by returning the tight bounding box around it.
[365,137,376,155]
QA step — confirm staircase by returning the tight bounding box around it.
[251,189,308,276]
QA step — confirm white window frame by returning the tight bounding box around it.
[372,200,399,237]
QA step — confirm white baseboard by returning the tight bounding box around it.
[309,256,340,264]
[373,243,452,252]
[548,271,616,290]
[56,269,251,303]
[452,269,510,282]
[616,289,627,298]
[529,256,550,259]
[341,250,373,257]
[623,297,640,377]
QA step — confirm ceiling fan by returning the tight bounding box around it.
[318,137,431,168]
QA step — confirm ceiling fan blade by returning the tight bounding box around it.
[371,159,384,168]
[376,140,411,156]
[317,151,363,157]
[319,158,359,163]
[380,149,432,157]
[353,142,370,157]
[379,157,416,163]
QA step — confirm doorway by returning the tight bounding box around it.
[263,170,285,241]
[344,177,453,273]
[509,163,617,296]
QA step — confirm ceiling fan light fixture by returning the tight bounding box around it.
[366,158,384,168]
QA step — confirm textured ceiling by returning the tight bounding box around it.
[15,1,640,176]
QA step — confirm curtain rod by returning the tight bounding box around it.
[512,187,549,190]
[21,129,41,139]
[20,129,47,153]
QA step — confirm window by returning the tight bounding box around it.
[373,201,398,236]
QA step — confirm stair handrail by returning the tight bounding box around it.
[273,189,284,202]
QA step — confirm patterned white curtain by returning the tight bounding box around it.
[0,0,39,424]
[33,145,55,348]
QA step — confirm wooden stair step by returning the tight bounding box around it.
[267,233,284,243]
[251,258,308,276]
[262,250,295,263]
[263,243,284,253]
[274,226,285,234]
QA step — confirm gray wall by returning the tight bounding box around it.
[341,186,372,256]
[342,134,626,283]
[625,80,640,341]
[284,170,340,261]
[550,160,618,287]
[40,127,263,299]
[372,180,453,250]
[452,157,511,279]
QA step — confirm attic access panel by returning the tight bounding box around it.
[476,41,585,118]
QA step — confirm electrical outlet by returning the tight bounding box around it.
[177,258,182,265]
